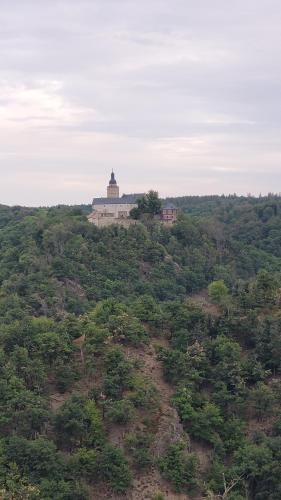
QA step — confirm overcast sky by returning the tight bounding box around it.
[0,0,280,205]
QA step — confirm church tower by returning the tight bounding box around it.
[107,171,119,198]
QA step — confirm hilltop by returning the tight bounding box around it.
[0,197,280,499]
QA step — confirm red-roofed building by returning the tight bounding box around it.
[161,202,178,223]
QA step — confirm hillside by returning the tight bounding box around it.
[0,199,281,499]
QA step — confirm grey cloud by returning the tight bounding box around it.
[0,0,280,205]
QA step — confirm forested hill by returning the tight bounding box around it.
[0,200,281,499]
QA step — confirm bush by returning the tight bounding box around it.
[158,442,199,493]
[54,364,78,393]
[99,445,132,493]
[102,347,134,399]
[208,280,229,305]
[105,399,135,424]
[39,479,89,500]
[172,388,223,444]
[124,432,153,469]
[108,313,148,346]
[127,375,158,409]
[5,437,63,481]
[54,396,104,449]
[69,445,132,493]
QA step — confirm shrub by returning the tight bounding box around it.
[124,432,153,469]
[5,437,63,481]
[172,388,223,444]
[69,445,132,493]
[105,399,135,425]
[54,364,78,393]
[127,375,158,409]
[208,280,229,304]
[108,313,148,346]
[54,396,104,449]
[99,445,132,493]
[102,347,134,399]
[159,442,199,493]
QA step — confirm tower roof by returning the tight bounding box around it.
[109,171,117,185]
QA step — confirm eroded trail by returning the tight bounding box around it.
[127,340,190,500]
[50,335,206,499]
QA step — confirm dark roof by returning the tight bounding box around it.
[109,171,117,185]
[93,193,144,206]
[163,202,177,210]
[122,193,145,203]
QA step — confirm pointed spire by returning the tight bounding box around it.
[109,171,117,185]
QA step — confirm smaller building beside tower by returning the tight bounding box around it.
[161,202,178,223]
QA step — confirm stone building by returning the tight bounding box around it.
[88,172,144,227]
[88,171,178,227]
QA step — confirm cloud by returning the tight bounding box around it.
[0,0,280,205]
[0,80,99,128]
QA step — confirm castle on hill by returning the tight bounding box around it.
[88,172,178,227]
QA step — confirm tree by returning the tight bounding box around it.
[172,388,223,444]
[250,383,275,420]
[159,442,199,493]
[105,399,135,424]
[5,437,63,481]
[208,280,229,305]
[54,395,104,449]
[124,432,153,469]
[98,445,132,493]
[108,312,148,346]
[0,463,41,499]
[130,191,162,219]
[70,445,132,493]
[102,347,134,399]
[233,442,273,498]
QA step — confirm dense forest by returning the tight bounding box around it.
[0,195,281,499]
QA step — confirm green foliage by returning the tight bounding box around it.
[102,347,134,399]
[250,382,276,419]
[173,388,223,444]
[158,441,199,493]
[0,463,41,499]
[54,364,78,393]
[151,494,165,500]
[0,199,281,495]
[105,399,135,424]
[209,335,243,392]
[98,444,132,493]
[130,190,162,219]
[208,280,229,304]
[54,396,104,449]
[158,341,207,388]
[166,300,208,350]
[70,445,132,493]
[5,437,63,481]
[131,295,163,323]
[127,374,159,409]
[107,312,148,346]
[39,479,88,500]
[124,432,153,469]
[255,315,281,372]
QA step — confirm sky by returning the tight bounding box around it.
[0,0,281,206]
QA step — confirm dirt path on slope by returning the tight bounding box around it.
[50,335,208,499]
[127,339,191,500]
